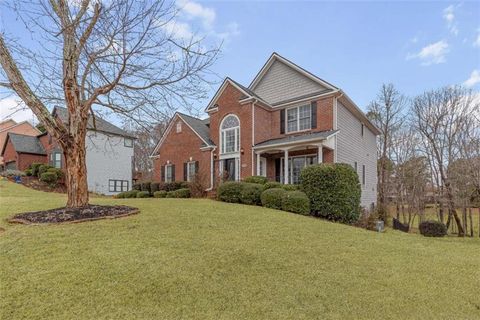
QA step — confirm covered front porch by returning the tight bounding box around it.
[253,130,337,184]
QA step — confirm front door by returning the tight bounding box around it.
[223,158,237,181]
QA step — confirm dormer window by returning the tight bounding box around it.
[286,104,311,133]
[220,114,240,154]
[176,121,182,133]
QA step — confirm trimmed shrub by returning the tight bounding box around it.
[240,183,263,205]
[37,164,53,177]
[165,191,175,198]
[47,168,63,180]
[25,169,32,176]
[282,184,299,191]
[132,183,141,191]
[141,182,152,194]
[217,181,244,203]
[30,163,43,176]
[170,188,191,198]
[263,181,283,191]
[282,191,310,215]
[244,176,268,185]
[419,221,447,237]
[123,190,140,198]
[136,191,151,198]
[151,182,161,193]
[153,190,168,198]
[159,181,187,192]
[261,188,286,210]
[301,163,361,223]
[40,172,58,185]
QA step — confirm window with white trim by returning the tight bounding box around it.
[50,152,62,168]
[286,104,311,133]
[176,121,182,133]
[124,138,133,148]
[187,161,196,182]
[109,179,129,192]
[165,164,173,182]
[220,115,240,154]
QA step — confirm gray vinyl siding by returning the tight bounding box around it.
[253,60,327,104]
[336,101,377,209]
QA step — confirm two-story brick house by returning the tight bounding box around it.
[151,53,380,208]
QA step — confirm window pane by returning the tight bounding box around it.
[299,105,311,130]
[225,129,235,153]
[188,162,196,181]
[221,115,239,129]
[287,108,298,132]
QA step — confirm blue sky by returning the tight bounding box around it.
[1,0,479,123]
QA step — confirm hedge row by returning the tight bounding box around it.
[132,181,189,194]
[117,188,191,199]
[217,181,310,216]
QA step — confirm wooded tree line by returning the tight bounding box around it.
[367,84,480,237]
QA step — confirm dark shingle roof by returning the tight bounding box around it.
[254,130,338,149]
[53,106,135,138]
[227,77,268,102]
[177,113,214,146]
[7,133,46,155]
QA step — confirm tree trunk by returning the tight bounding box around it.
[468,207,473,237]
[63,135,89,208]
[444,183,465,237]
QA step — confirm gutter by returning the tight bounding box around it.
[206,146,217,191]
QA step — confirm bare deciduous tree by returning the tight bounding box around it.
[367,84,407,220]
[0,0,219,207]
[411,86,479,237]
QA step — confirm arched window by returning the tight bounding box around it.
[220,114,240,154]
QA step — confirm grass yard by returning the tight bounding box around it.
[1,180,479,320]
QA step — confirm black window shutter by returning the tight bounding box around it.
[161,165,165,182]
[311,101,317,129]
[172,164,176,182]
[275,158,281,182]
[280,109,285,134]
[183,162,187,181]
[195,161,199,173]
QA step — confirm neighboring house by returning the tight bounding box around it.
[151,53,380,208]
[1,107,136,195]
[1,133,47,170]
[0,119,41,169]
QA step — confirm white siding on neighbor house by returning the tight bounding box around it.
[253,60,328,104]
[336,101,377,209]
[85,131,134,195]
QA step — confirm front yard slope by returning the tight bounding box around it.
[0,181,479,319]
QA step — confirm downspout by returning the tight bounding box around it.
[251,100,257,176]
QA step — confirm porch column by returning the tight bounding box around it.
[284,149,289,184]
[256,152,261,175]
[318,144,323,163]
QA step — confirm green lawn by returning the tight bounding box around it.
[1,181,479,320]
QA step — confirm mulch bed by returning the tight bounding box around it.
[9,205,139,225]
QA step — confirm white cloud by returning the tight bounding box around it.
[0,97,37,124]
[159,19,194,41]
[177,0,215,29]
[443,5,459,36]
[463,69,480,88]
[407,40,449,66]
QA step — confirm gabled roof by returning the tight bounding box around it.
[2,132,46,155]
[177,112,214,146]
[205,78,271,112]
[53,106,135,139]
[248,52,339,92]
[150,112,214,157]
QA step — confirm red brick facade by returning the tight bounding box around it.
[152,82,335,187]
[153,116,211,186]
